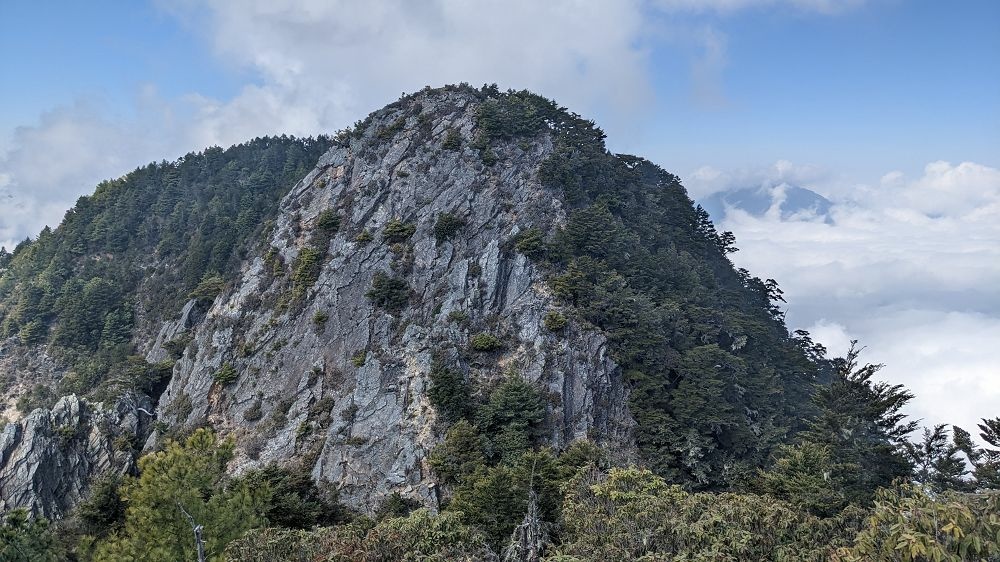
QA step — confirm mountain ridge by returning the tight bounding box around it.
[1,84,822,519]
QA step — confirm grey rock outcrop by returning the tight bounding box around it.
[0,393,152,518]
[156,88,636,513]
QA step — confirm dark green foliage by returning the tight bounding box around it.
[0,136,330,395]
[911,424,970,492]
[213,362,238,386]
[0,509,63,562]
[375,493,420,520]
[952,420,1000,489]
[476,377,546,463]
[312,310,329,327]
[428,420,486,485]
[802,342,916,504]
[350,350,366,367]
[17,318,46,345]
[542,310,567,332]
[427,361,473,424]
[433,212,465,244]
[163,334,193,359]
[469,332,502,352]
[354,230,373,244]
[512,228,545,259]
[239,465,347,529]
[189,274,225,302]
[375,116,406,141]
[315,209,341,233]
[758,442,848,517]
[75,475,126,538]
[291,247,323,300]
[381,219,416,244]
[465,89,827,488]
[442,129,462,150]
[447,310,469,323]
[365,271,410,312]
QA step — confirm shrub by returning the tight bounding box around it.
[243,400,263,422]
[291,247,324,300]
[434,212,466,244]
[354,230,373,244]
[312,310,330,327]
[351,350,367,367]
[442,129,462,150]
[557,466,864,562]
[476,377,546,462]
[543,310,568,331]
[366,272,410,312]
[470,332,503,352]
[382,219,416,244]
[428,362,473,424]
[163,334,193,359]
[376,493,420,520]
[513,228,545,259]
[375,116,406,140]
[315,209,340,233]
[214,363,238,386]
[18,319,46,345]
[447,310,469,324]
[189,274,225,302]
[237,465,347,530]
[428,420,486,485]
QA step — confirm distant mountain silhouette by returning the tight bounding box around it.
[700,184,834,224]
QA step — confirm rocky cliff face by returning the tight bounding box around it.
[0,393,151,518]
[0,87,642,519]
[154,88,635,512]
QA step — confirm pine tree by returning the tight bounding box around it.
[802,342,916,504]
[93,429,268,561]
[911,424,969,492]
[955,417,1000,489]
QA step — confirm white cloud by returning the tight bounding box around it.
[703,160,1000,436]
[164,0,655,146]
[2,0,660,248]
[686,159,831,198]
[690,26,730,108]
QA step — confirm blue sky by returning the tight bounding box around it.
[1,0,999,437]
[642,0,1000,177]
[3,1,997,175]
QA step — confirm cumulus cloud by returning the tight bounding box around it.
[700,160,1000,436]
[686,159,831,198]
[2,0,660,249]
[163,0,655,145]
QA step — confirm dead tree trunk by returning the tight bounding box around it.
[177,501,207,562]
[502,489,545,562]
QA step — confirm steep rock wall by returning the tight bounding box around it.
[155,89,635,512]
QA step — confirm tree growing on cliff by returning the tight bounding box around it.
[93,429,268,561]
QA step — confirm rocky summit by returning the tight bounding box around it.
[0,85,818,520]
[152,87,636,511]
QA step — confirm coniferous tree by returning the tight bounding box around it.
[955,417,1000,489]
[802,342,917,504]
[910,424,969,492]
